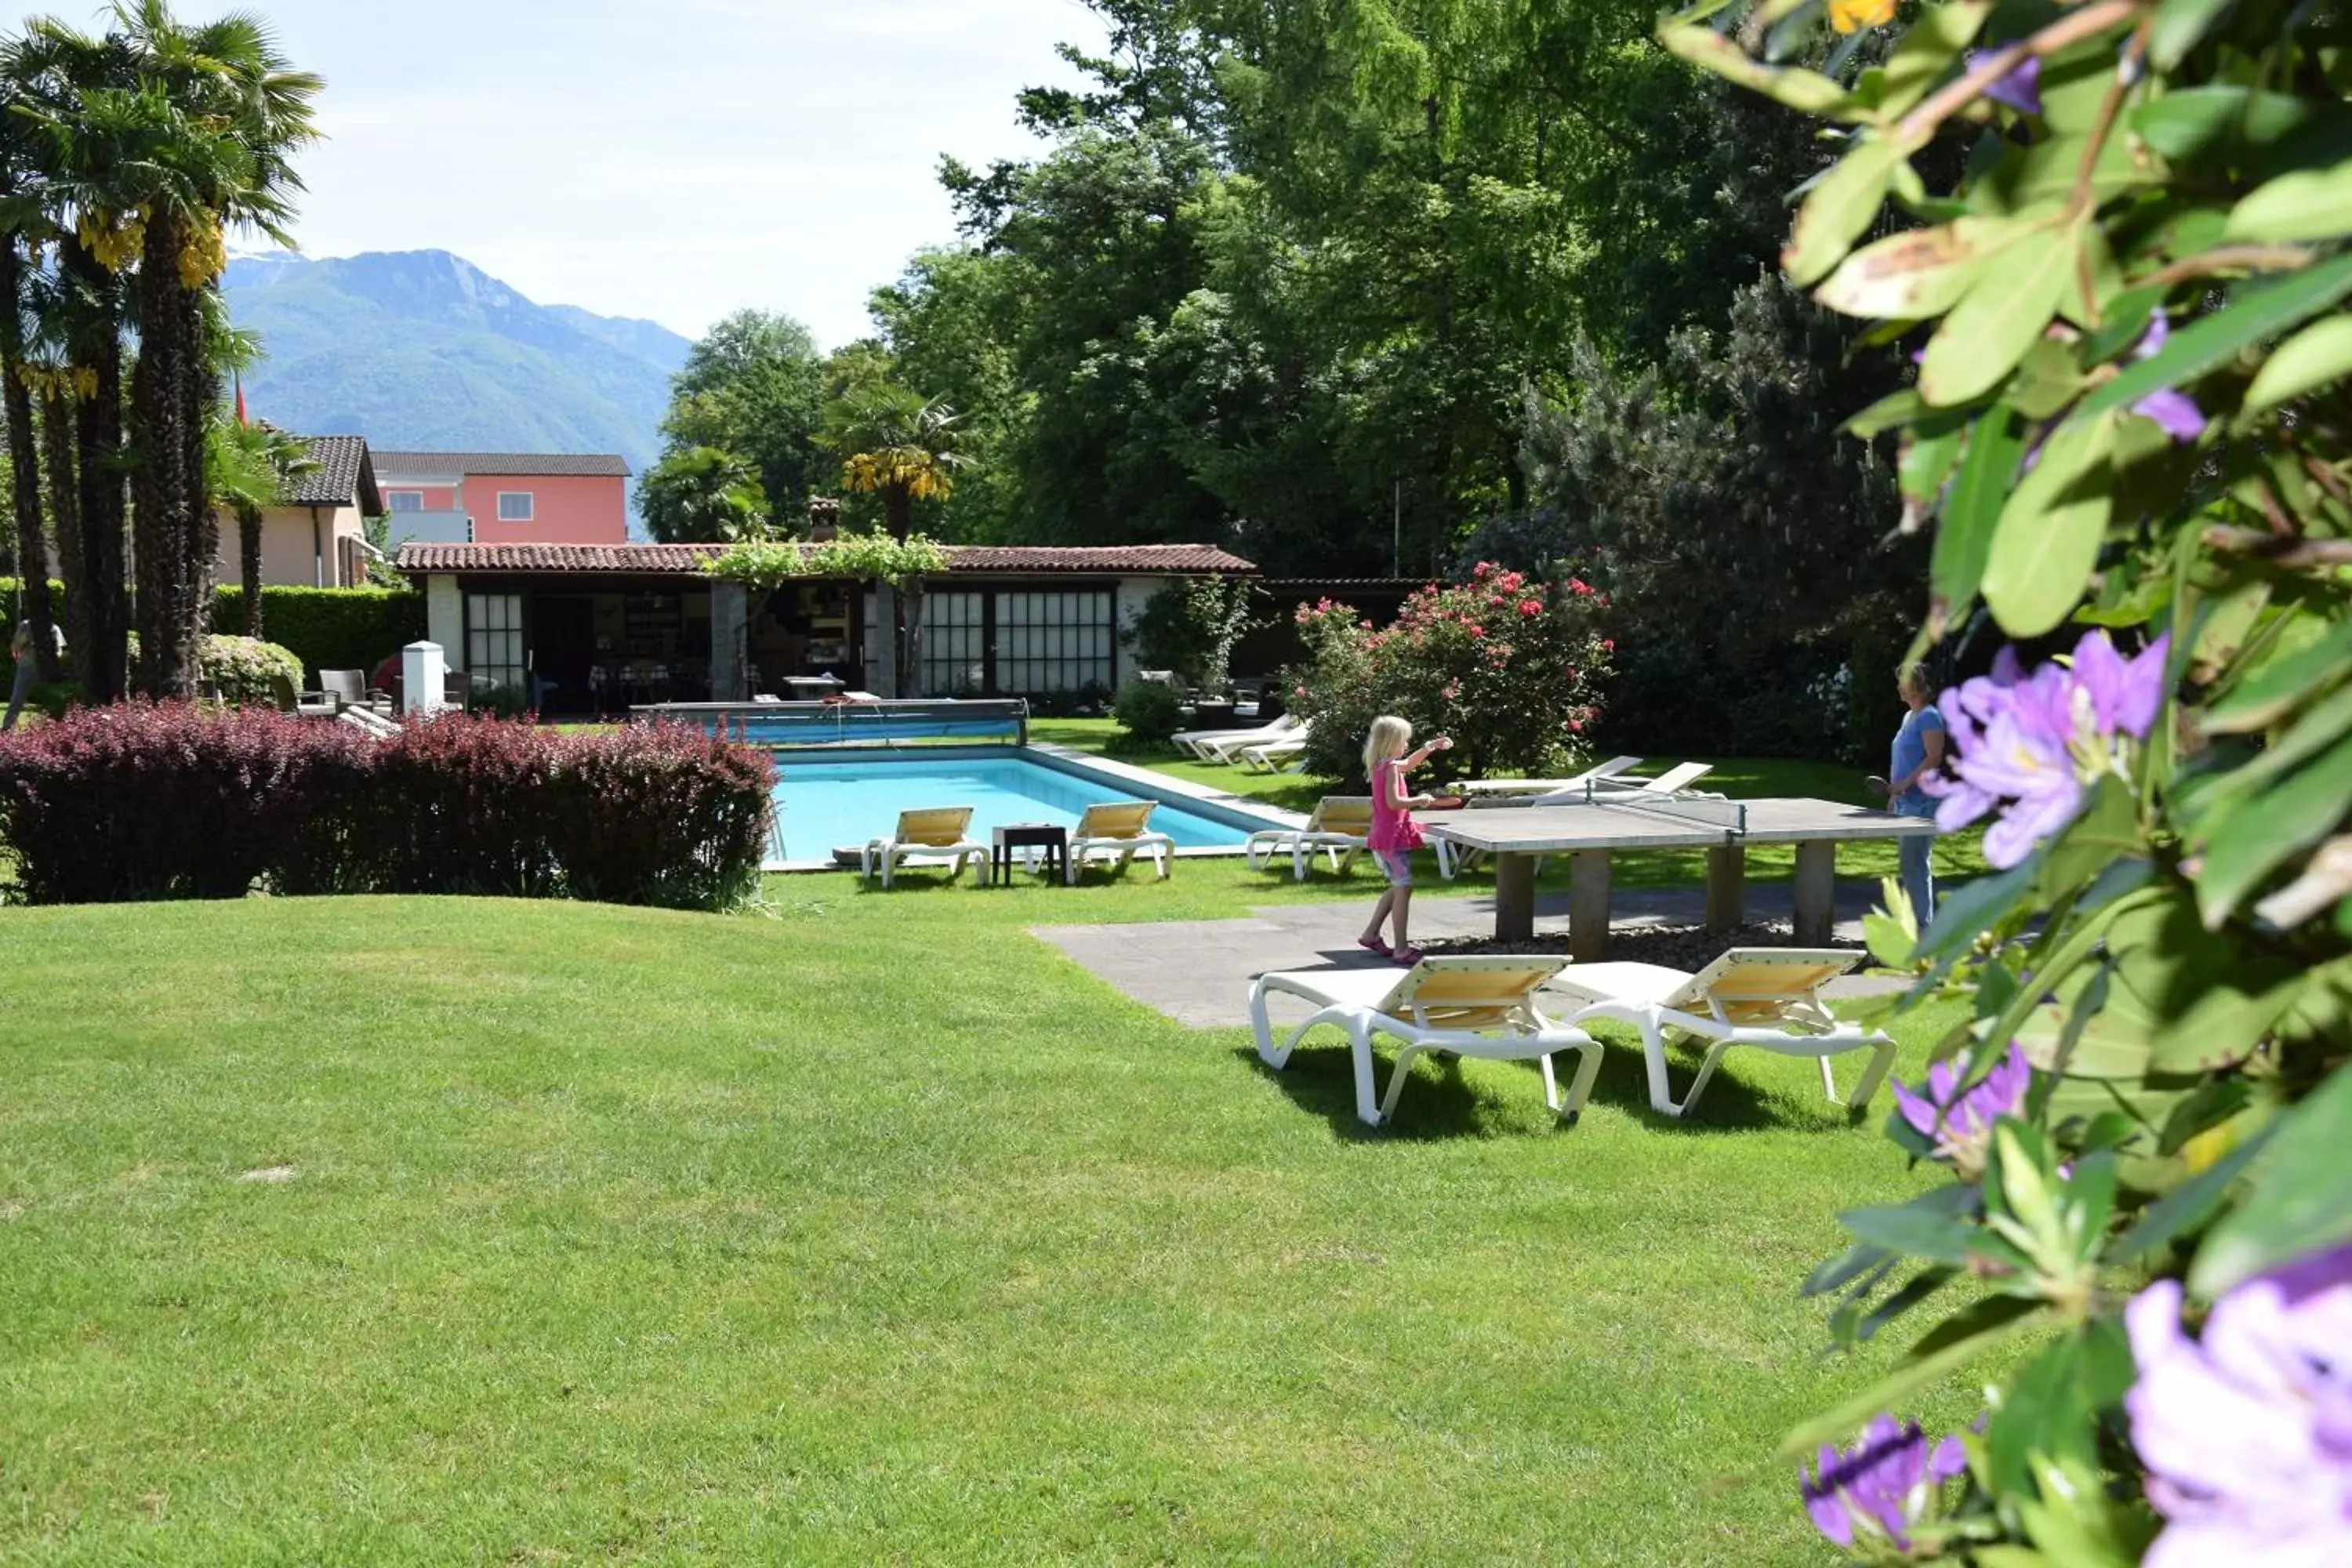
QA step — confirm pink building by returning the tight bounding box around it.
[371,452,631,546]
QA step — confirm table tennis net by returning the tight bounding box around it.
[1577,781,1748,834]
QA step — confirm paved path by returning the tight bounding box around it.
[1033,878,1907,1030]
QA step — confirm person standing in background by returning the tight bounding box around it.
[4,618,63,731]
[1883,663,1947,924]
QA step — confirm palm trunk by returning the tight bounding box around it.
[884,483,912,543]
[62,239,128,704]
[131,216,203,699]
[0,234,60,683]
[41,386,87,686]
[238,504,263,637]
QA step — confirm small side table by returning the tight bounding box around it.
[993,823,1068,887]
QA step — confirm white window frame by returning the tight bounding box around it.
[496,491,535,523]
[386,489,426,513]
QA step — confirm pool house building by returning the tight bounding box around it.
[395,542,1257,714]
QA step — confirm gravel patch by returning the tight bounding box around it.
[1420,920,1865,973]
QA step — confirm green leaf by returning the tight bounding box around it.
[1981,412,2118,638]
[1872,1,1992,122]
[2205,615,2352,731]
[2011,339,2088,421]
[1776,1293,2045,1461]
[1784,138,1906,289]
[1916,854,2039,960]
[1901,419,1968,505]
[2110,1124,2273,1265]
[2074,252,2352,424]
[2132,88,2330,169]
[2192,731,2352,927]
[1816,213,2033,320]
[2191,1068,2352,1296]
[1661,25,1853,118]
[1846,387,1926,438]
[1840,1192,1992,1266]
[2150,0,2238,71]
[1930,406,2025,616]
[2243,315,2352,416]
[1856,1266,1962,1344]
[2227,158,2352,242]
[1920,223,2076,406]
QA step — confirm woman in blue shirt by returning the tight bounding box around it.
[1886,663,1947,924]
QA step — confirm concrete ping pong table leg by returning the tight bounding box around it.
[1568,850,1611,962]
[1494,852,1538,943]
[1793,840,1838,945]
[1707,845,1746,931]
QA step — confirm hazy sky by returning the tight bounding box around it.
[221,0,1109,347]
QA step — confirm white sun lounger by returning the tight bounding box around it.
[1245,796,1373,880]
[1543,947,1895,1118]
[1065,800,1176,884]
[860,806,989,889]
[1454,757,1644,797]
[1178,713,1303,763]
[1536,760,1715,805]
[1236,734,1310,773]
[1250,955,1603,1128]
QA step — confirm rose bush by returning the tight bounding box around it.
[1673,2,2352,1563]
[1281,564,1612,785]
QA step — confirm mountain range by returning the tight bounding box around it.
[223,249,693,525]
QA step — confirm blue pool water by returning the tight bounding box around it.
[769,753,1264,861]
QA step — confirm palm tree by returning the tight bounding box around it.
[0,125,60,684]
[110,0,321,697]
[5,16,138,702]
[822,379,968,543]
[205,413,310,638]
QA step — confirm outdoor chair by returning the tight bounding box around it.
[268,671,339,720]
[1236,732,1310,773]
[860,806,989,889]
[1178,712,1303,763]
[1250,954,1603,1128]
[1244,797,1373,881]
[1454,756,1644,800]
[1064,800,1177,884]
[1542,947,1896,1119]
[317,670,368,711]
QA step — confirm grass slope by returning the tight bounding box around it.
[2,890,1978,1564]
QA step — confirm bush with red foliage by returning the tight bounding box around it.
[0,705,775,910]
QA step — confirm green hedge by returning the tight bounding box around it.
[5,579,423,690]
[211,587,425,682]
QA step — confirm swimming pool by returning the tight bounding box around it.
[767,749,1288,866]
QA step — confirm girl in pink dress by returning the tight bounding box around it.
[1358,715,1452,964]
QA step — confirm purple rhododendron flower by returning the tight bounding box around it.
[2125,1244,2352,1567]
[2129,310,2206,443]
[1926,630,2170,867]
[1968,49,2042,115]
[1891,1043,2031,1178]
[1801,1414,1969,1549]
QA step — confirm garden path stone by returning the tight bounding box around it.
[1032,878,1910,1030]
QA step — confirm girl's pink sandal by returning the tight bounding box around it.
[1392,946,1425,966]
[1357,936,1392,956]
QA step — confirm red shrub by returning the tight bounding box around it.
[0,706,775,910]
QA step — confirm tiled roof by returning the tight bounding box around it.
[949,543,1255,575]
[285,434,380,510]
[395,542,1258,576]
[371,451,633,478]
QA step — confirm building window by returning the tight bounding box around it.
[916,588,1114,697]
[465,592,526,694]
[919,591,988,696]
[386,490,425,513]
[496,492,535,522]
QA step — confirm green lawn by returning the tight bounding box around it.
[0,880,1986,1563]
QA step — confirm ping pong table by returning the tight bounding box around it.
[1418,786,1939,960]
